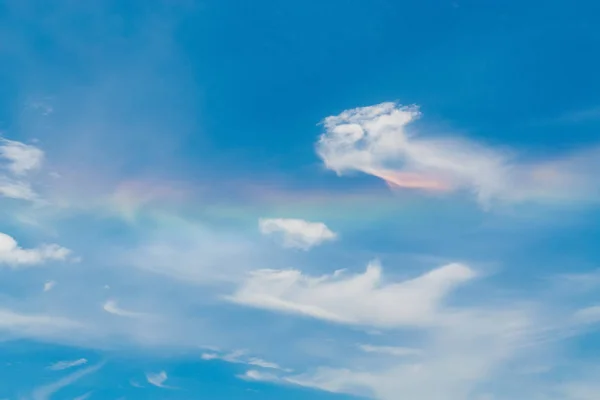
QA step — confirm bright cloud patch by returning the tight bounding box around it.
[0,233,71,267]
[317,102,600,206]
[258,218,336,250]
[0,138,44,175]
[228,261,475,328]
[0,138,43,201]
[146,371,169,388]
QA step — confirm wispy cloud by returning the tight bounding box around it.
[0,138,44,201]
[102,300,146,319]
[0,232,71,268]
[317,102,600,207]
[0,138,44,176]
[573,305,600,324]
[0,308,81,339]
[358,344,422,357]
[72,392,92,400]
[32,362,103,400]
[146,371,169,388]
[258,218,337,250]
[228,260,475,328]
[48,358,88,371]
[43,280,56,292]
[201,349,289,371]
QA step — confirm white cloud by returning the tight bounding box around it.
[0,178,37,200]
[43,280,56,292]
[258,218,336,250]
[228,260,475,328]
[317,102,600,206]
[48,358,88,371]
[31,363,103,400]
[146,371,169,388]
[201,349,289,371]
[0,138,44,175]
[358,344,422,357]
[0,233,71,267]
[102,300,146,319]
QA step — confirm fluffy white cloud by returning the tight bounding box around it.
[317,102,600,206]
[0,138,44,175]
[228,261,475,328]
[258,218,337,250]
[0,233,71,267]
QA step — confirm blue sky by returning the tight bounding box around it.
[1,1,600,399]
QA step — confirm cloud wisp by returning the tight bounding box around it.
[102,300,146,319]
[0,137,43,201]
[146,371,170,389]
[228,260,475,328]
[32,362,103,400]
[48,358,88,371]
[201,349,289,371]
[317,102,600,207]
[258,218,337,250]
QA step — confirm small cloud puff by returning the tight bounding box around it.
[0,233,71,268]
[258,218,336,250]
[43,280,56,292]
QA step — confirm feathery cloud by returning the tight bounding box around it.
[48,358,88,371]
[228,261,475,328]
[201,349,288,371]
[0,138,44,175]
[258,218,337,250]
[32,363,103,400]
[102,300,146,319]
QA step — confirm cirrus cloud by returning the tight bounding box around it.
[227,260,475,328]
